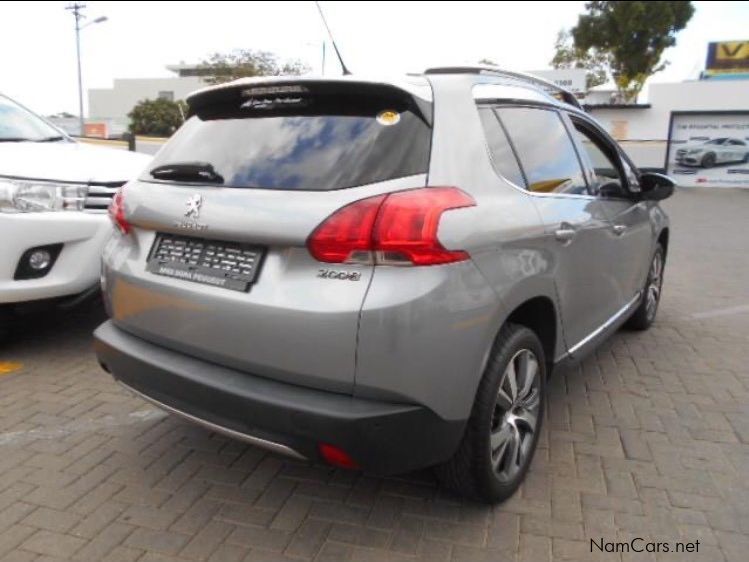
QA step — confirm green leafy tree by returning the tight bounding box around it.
[550,30,608,90]
[571,1,694,101]
[200,49,310,85]
[128,98,187,137]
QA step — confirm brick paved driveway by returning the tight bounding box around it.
[1,187,748,562]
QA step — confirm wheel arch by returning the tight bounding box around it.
[500,296,558,374]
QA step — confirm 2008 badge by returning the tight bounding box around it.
[317,269,361,281]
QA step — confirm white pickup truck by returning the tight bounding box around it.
[0,94,151,338]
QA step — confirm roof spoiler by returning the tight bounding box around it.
[424,65,583,110]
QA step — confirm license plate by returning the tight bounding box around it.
[147,233,264,292]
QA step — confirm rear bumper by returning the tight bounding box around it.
[94,320,465,475]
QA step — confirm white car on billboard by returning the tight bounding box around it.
[675,137,749,168]
[0,93,150,339]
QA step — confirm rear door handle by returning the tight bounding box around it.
[612,224,627,236]
[554,227,576,242]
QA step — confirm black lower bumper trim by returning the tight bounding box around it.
[94,320,465,475]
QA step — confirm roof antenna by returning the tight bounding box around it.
[315,1,351,75]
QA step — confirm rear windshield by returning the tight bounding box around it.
[143,90,432,191]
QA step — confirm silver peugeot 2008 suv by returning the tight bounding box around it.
[94,66,673,503]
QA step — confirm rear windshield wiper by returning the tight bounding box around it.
[35,136,66,142]
[150,161,224,184]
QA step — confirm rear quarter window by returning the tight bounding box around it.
[477,107,526,188]
[496,107,588,195]
[143,91,432,191]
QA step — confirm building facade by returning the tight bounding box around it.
[88,65,208,135]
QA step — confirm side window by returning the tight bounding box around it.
[496,107,588,195]
[477,107,525,187]
[569,123,626,196]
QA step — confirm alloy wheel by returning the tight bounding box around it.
[646,251,663,322]
[489,349,541,482]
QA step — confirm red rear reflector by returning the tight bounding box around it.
[307,187,474,266]
[108,187,131,235]
[319,443,360,470]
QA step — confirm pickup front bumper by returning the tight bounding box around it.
[0,212,111,304]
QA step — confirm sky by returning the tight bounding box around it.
[0,1,747,116]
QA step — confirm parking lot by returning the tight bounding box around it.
[1,187,747,562]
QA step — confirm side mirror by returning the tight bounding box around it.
[598,180,627,199]
[639,172,675,201]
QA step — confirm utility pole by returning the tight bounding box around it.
[66,3,86,136]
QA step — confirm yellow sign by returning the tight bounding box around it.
[706,41,749,75]
[715,41,749,61]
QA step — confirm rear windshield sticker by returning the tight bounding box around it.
[377,110,400,126]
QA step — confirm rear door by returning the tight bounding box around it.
[105,81,432,393]
[494,105,621,350]
[566,115,653,308]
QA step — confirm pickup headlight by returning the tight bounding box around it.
[0,179,87,213]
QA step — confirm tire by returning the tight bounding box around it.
[625,244,665,331]
[0,306,10,343]
[701,153,716,168]
[435,323,546,503]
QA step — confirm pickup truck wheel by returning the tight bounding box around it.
[626,244,664,331]
[435,323,545,503]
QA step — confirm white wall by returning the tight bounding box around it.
[588,80,749,168]
[590,80,749,141]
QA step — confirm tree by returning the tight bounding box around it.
[200,49,310,85]
[48,111,76,119]
[550,30,608,90]
[571,1,694,101]
[128,98,187,137]
[478,58,499,67]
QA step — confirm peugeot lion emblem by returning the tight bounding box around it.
[185,194,203,219]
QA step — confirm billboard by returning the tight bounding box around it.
[528,69,587,95]
[666,112,749,188]
[705,40,749,77]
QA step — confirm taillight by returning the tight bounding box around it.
[307,187,475,266]
[307,194,385,264]
[108,187,131,235]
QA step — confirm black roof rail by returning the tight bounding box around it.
[424,65,583,110]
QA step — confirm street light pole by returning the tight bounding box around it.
[66,3,85,136]
[66,3,107,137]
